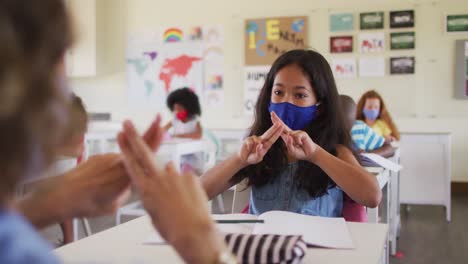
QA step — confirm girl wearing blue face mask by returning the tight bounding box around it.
[202,50,382,217]
[356,90,400,142]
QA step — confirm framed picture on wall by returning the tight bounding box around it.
[390,32,415,50]
[359,32,385,53]
[330,13,354,32]
[446,14,468,33]
[330,36,353,53]
[390,57,415,74]
[360,12,384,30]
[331,58,357,79]
[390,10,414,28]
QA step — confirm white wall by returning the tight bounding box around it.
[71,0,468,181]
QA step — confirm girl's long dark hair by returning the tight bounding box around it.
[231,49,353,197]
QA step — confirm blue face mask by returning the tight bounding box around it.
[268,102,319,130]
[362,109,379,121]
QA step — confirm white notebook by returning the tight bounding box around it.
[361,153,402,172]
[146,211,354,249]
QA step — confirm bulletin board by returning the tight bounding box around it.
[454,39,468,99]
[244,16,308,65]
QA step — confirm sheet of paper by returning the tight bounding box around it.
[366,166,385,174]
[361,153,402,172]
[244,66,271,116]
[359,32,385,53]
[254,211,355,249]
[359,57,385,77]
[331,58,357,79]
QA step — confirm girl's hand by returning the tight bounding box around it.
[118,120,223,264]
[237,123,283,167]
[271,111,319,162]
[283,130,319,162]
[16,115,166,229]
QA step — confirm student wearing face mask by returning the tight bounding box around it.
[356,90,400,143]
[201,50,382,217]
[163,87,203,140]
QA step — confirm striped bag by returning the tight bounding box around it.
[223,233,307,264]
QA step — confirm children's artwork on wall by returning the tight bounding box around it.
[359,33,385,53]
[330,36,353,53]
[188,27,203,41]
[360,12,384,30]
[202,25,224,106]
[331,58,357,79]
[127,25,225,108]
[390,10,414,28]
[390,57,415,74]
[446,14,468,33]
[244,66,271,115]
[390,32,415,50]
[359,57,385,77]
[245,16,308,65]
[330,13,354,32]
[163,28,184,43]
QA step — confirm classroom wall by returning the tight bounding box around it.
[71,0,468,182]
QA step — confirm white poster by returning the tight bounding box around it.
[244,66,271,116]
[359,32,385,53]
[359,57,385,77]
[331,58,357,79]
[202,25,224,106]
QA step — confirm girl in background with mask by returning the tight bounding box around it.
[356,90,400,142]
[201,50,381,217]
[163,87,202,140]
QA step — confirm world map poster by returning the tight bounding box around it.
[127,26,224,109]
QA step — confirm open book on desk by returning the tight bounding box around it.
[146,211,354,249]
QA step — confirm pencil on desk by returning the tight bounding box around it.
[216,219,265,224]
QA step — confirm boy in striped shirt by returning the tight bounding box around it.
[352,120,385,151]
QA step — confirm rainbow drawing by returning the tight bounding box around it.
[163,28,183,43]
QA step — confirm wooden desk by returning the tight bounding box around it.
[55,216,388,264]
